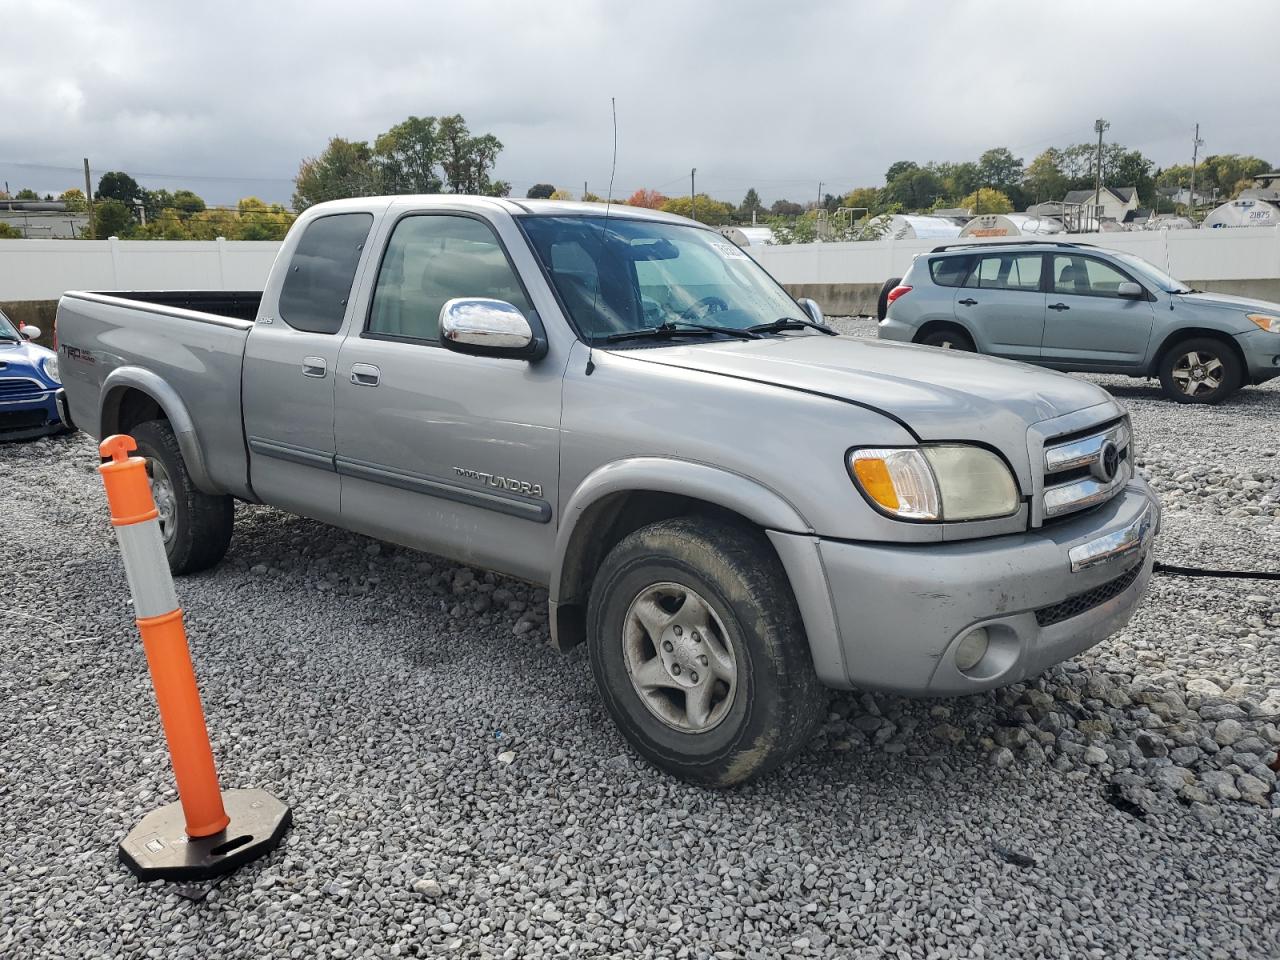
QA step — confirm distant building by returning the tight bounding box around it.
[0,200,88,239]
[1063,186,1139,223]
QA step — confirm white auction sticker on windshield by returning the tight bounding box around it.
[711,241,749,260]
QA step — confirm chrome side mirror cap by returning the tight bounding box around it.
[20,324,41,340]
[1117,281,1144,299]
[798,298,824,325]
[439,298,546,360]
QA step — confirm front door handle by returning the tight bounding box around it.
[958,298,978,306]
[302,356,327,378]
[350,363,381,387]
[1048,302,1070,311]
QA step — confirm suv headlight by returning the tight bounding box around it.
[1246,313,1280,333]
[41,356,61,384]
[849,445,1019,522]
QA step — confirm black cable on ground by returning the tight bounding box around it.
[1153,561,1280,581]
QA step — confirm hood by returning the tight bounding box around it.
[1175,290,1280,316]
[611,334,1113,440]
[0,338,55,377]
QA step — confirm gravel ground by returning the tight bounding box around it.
[2,332,1279,958]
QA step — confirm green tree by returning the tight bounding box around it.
[293,137,379,210]
[960,187,1013,214]
[14,188,39,200]
[885,167,943,211]
[1023,148,1069,203]
[0,222,23,238]
[526,183,556,199]
[89,198,134,238]
[884,160,919,183]
[96,171,143,215]
[978,148,1023,191]
[738,187,763,221]
[930,161,980,202]
[437,115,509,196]
[373,115,444,194]
[769,199,804,216]
[172,190,206,215]
[840,187,881,217]
[660,194,735,225]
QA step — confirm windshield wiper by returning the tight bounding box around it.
[747,317,838,336]
[603,321,761,344]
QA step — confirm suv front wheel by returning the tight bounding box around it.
[1157,337,1242,404]
[586,516,826,787]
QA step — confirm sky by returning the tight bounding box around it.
[3,0,1277,209]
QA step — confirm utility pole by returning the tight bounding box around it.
[817,181,823,210]
[583,180,588,200]
[1093,118,1110,231]
[83,157,94,238]
[1189,123,1204,222]
[690,168,696,222]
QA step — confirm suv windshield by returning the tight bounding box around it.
[1110,251,1192,294]
[519,215,807,343]
[0,310,19,341]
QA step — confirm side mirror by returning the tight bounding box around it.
[1116,282,1144,299]
[798,298,824,325]
[20,324,41,341]
[439,298,546,360]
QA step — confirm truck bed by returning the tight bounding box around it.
[56,289,257,500]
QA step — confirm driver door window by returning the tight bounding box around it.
[1051,255,1131,299]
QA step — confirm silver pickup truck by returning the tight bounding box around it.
[58,197,1160,785]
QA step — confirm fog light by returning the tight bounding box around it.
[954,627,989,673]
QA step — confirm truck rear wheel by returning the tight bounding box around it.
[586,515,826,787]
[129,420,234,574]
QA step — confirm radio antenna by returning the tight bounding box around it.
[585,96,617,377]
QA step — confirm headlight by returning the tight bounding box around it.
[1246,313,1280,333]
[849,445,1019,522]
[41,356,61,384]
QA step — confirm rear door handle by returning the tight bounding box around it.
[302,356,327,378]
[1048,302,1070,311]
[958,298,978,306]
[350,363,381,387]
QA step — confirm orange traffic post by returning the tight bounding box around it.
[99,434,290,881]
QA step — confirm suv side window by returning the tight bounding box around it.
[963,253,1043,292]
[278,213,373,334]
[367,214,532,342]
[1051,255,1132,298]
[928,255,972,287]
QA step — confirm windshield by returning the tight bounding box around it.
[1111,252,1191,293]
[518,215,806,342]
[0,310,19,341]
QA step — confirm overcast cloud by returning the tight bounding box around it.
[3,0,1277,207]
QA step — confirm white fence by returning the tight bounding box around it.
[2,227,1279,303]
[746,226,1280,286]
[0,238,283,301]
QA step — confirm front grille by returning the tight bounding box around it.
[0,377,46,402]
[1041,416,1131,521]
[1035,562,1142,627]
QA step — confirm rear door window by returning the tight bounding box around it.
[279,213,374,334]
[964,253,1043,292]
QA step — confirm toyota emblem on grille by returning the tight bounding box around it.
[1092,440,1120,482]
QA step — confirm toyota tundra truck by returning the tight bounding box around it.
[56,197,1160,786]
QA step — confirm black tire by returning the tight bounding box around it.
[586,515,827,787]
[1157,336,1242,404]
[876,277,902,320]
[129,419,234,574]
[919,326,975,351]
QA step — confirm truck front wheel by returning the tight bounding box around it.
[586,516,826,787]
[129,420,234,574]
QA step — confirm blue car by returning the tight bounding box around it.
[0,308,71,440]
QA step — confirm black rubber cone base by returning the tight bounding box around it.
[119,788,291,882]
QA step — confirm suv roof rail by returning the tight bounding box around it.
[929,239,1084,253]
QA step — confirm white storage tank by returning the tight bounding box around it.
[958,213,1064,238]
[718,226,775,247]
[858,214,962,240]
[1201,198,1280,229]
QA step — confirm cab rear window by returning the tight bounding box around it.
[929,256,972,287]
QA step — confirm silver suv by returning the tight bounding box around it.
[878,240,1280,403]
